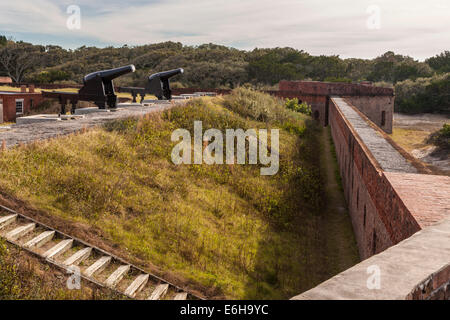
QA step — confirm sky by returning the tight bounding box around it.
[0,0,449,60]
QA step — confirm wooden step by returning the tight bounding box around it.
[63,247,92,266]
[173,292,188,300]
[105,265,131,288]
[24,231,55,248]
[6,223,35,241]
[0,205,198,301]
[84,256,112,277]
[148,284,169,300]
[0,214,17,230]
[124,274,149,298]
[43,239,73,259]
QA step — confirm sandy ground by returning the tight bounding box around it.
[392,113,449,173]
[394,113,449,131]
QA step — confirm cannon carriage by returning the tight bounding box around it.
[118,68,184,103]
[42,65,136,115]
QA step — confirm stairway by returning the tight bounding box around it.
[0,205,199,300]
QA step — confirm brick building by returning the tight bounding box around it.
[0,76,12,83]
[0,85,44,122]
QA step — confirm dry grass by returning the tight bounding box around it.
[391,128,431,152]
[0,93,332,299]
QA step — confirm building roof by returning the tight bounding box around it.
[0,91,40,95]
[0,76,12,83]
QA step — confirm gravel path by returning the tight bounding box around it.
[0,104,174,148]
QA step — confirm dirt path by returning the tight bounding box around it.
[316,127,360,279]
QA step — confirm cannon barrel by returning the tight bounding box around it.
[84,65,136,84]
[148,68,184,82]
[146,68,184,100]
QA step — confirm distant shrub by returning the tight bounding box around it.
[373,81,394,88]
[29,70,70,84]
[221,87,290,123]
[395,73,450,114]
[426,51,450,74]
[324,76,352,83]
[427,123,450,151]
[285,98,311,115]
[170,81,185,89]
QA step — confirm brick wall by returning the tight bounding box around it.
[293,96,450,299]
[279,81,394,133]
[329,97,423,258]
[0,77,12,83]
[408,265,450,300]
[345,96,394,133]
[293,218,450,300]
[0,93,45,122]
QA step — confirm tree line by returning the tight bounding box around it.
[0,37,448,113]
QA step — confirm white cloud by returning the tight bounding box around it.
[0,0,66,34]
[0,0,448,59]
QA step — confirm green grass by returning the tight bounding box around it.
[0,91,327,299]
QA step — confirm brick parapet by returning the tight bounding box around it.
[293,95,449,300]
[292,218,450,300]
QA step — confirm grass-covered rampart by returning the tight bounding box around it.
[0,89,357,299]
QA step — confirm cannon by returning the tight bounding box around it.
[42,65,135,114]
[118,68,184,103]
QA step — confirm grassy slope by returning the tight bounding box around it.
[0,90,354,299]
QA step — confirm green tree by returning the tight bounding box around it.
[426,51,450,74]
[0,41,42,82]
[395,73,450,113]
[307,55,347,81]
[0,35,7,46]
[368,51,432,83]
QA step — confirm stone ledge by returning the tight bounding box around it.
[292,218,450,300]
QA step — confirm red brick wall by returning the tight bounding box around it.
[408,264,450,300]
[329,98,421,259]
[384,172,450,227]
[345,96,394,133]
[0,77,12,83]
[279,81,394,133]
[0,93,45,122]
